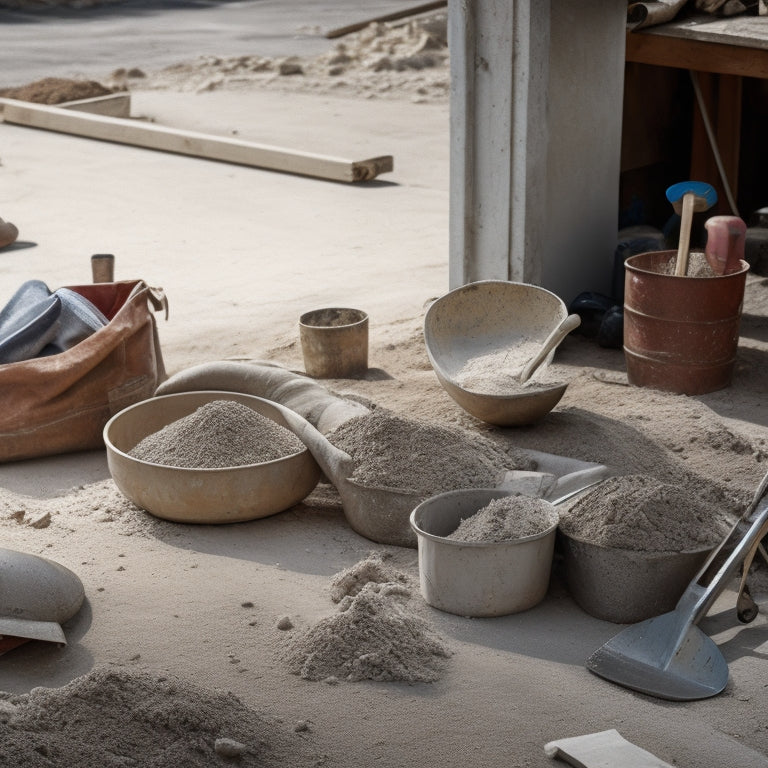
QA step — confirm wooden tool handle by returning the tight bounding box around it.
[91,253,115,283]
[674,192,694,277]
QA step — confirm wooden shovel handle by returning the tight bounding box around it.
[674,192,695,277]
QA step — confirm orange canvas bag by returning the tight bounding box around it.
[0,280,167,462]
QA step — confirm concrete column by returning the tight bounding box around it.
[448,0,627,304]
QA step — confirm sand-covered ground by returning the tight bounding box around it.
[2,4,768,767]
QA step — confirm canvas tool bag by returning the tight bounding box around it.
[0,280,168,463]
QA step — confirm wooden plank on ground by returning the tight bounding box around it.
[325,0,446,39]
[0,98,393,183]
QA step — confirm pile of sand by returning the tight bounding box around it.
[117,10,450,103]
[129,399,304,468]
[454,344,565,394]
[0,666,319,767]
[0,478,163,538]
[559,473,734,552]
[0,7,450,105]
[327,408,535,494]
[0,76,119,104]
[446,496,558,543]
[328,551,410,603]
[282,555,451,683]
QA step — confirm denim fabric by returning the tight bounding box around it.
[0,280,108,364]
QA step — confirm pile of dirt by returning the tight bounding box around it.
[326,407,535,494]
[0,666,319,767]
[282,577,451,683]
[446,495,558,543]
[328,551,410,603]
[0,76,119,104]
[128,399,305,468]
[559,473,733,552]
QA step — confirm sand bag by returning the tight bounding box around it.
[0,280,167,462]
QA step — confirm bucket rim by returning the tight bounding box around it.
[299,307,368,329]
[624,251,750,280]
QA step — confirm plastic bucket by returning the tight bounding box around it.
[299,307,368,379]
[409,489,558,617]
[623,251,749,395]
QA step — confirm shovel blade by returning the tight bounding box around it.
[585,612,729,701]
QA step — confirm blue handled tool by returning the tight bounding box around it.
[665,181,718,276]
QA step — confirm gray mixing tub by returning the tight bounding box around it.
[410,488,558,617]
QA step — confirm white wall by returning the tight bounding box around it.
[449,0,626,304]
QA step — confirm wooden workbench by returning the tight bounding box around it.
[625,15,768,217]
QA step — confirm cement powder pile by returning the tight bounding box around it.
[454,344,564,395]
[328,551,410,603]
[446,495,558,543]
[0,667,318,767]
[283,558,450,684]
[326,408,535,494]
[559,473,733,552]
[129,399,304,468]
[658,252,716,277]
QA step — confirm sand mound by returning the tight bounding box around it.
[0,76,119,104]
[327,408,535,494]
[119,10,450,103]
[560,473,734,552]
[0,666,319,767]
[328,551,410,603]
[283,559,450,684]
[129,399,304,468]
[447,496,558,543]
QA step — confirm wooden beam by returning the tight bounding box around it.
[0,98,393,183]
[626,30,768,80]
[325,1,447,39]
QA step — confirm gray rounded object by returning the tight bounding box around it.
[0,548,85,643]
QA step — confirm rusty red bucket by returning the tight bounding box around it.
[623,250,749,395]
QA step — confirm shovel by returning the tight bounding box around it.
[665,181,718,276]
[585,468,768,701]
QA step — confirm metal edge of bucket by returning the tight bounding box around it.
[623,347,736,395]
